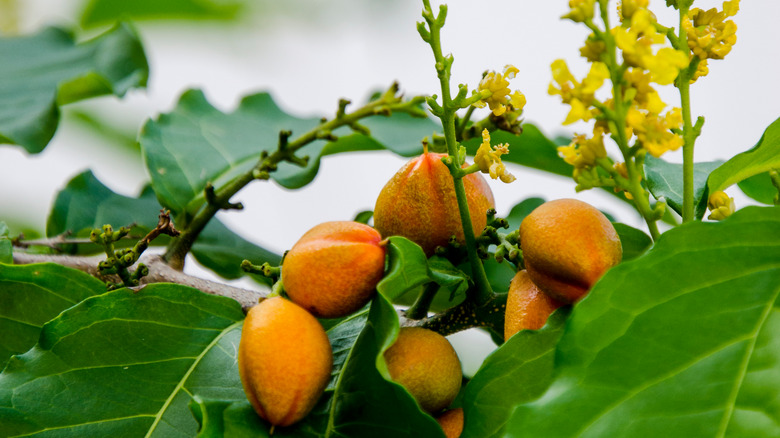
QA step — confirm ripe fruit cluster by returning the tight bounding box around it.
[505,198,622,340]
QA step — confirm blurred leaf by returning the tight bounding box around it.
[461,308,570,438]
[0,263,105,369]
[613,222,652,261]
[462,124,573,177]
[353,210,373,225]
[377,236,430,301]
[507,206,780,437]
[140,90,437,215]
[81,0,243,28]
[503,197,545,231]
[738,172,777,205]
[46,170,162,245]
[0,222,11,264]
[0,23,148,153]
[0,284,246,437]
[46,170,280,280]
[709,116,780,194]
[191,219,281,281]
[645,155,724,220]
[67,109,140,153]
[481,257,516,294]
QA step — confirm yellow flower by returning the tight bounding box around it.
[644,47,689,85]
[549,60,608,124]
[626,107,684,157]
[624,68,666,113]
[683,0,739,60]
[557,129,606,169]
[618,0,648,20]
[563,0,596,23]
[707,190,735,220]
[690,58,710,83]
[579,35,606,62]
[475,65,525,116]
[474,129,516,183]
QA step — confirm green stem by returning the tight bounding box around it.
[163,88,426,269]
[422,0,494,305]
[677,4,697,223]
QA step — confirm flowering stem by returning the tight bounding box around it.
[421,0,494,305]
[676,4,698,223]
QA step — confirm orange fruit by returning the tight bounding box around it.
[519,198,622,303]
[374,151,495,256]
[384,327,462,413]
[238,297,332,428]
[504,270,564,340]
[282,221,386,318]
[436,408,464,438]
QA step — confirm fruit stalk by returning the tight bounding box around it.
[421,0,494,305]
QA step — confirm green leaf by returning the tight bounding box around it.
[503,197,545,231]
[738,172,777,205]
[462,124,573,177]
[353,210,374,225]
[0,23,148,154]
[0,263,106,369]
[321,294,443,437]
[376,236,430,301]
[427,255,469,298]
[191,219,281,281]
[709,116,780,194]
[0,222,11,264]
[507,206,780,437]
[0,283,246,437]
[46,170,162,245]
[645,155,724,220]
[613,223,652,261]
[81,0,243,28]
[461,308,570,438]
[46,170,280,280]
[140,90,437,215]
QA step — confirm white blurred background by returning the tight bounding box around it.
[1,0,778,374]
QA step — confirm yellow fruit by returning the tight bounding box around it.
[374,151,495,256]
[282,221,386,318]
[384,327,462,413]
[238,297,332,428]
[436,408,464,438]
[519,198,622,303]
[504,270,564,341]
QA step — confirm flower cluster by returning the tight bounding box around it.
[474,129,516,183]
[683,0,739,61]
[473,65,526,117]
[548,60,609,124]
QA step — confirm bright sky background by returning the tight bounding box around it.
[2,0,778,374]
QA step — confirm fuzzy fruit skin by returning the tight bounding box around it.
[504,270,564,340]
[519,198,622,303]
[282,221,386,318]
[238,297,333,427]
[436,408,464,438]
[384,327,462,414]
[374,152,495,256]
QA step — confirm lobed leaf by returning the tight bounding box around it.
[644,155,723,220]
[708,116,780,195]
[506,206,780,437]
[376,236,430,301]
[46,170,280,280]
[0,263,106,369]
[0,284,246,437]
[139,90,438,215]
[0,23,148,154]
